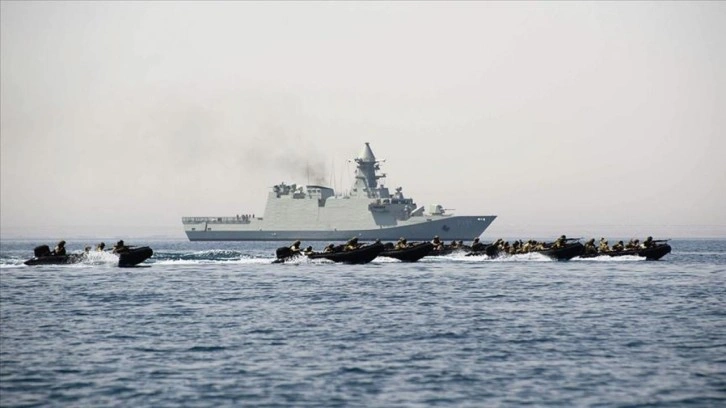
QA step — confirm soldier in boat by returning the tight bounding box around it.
[323,243,336,253]
[584,238,598,255]
[599,238,610,253]
[395,237,409,250]
[112,240,130,254]
[289,240,302,254]
[52,240,67,256]
[612,240,625,252]
[345,237,361,251]
[642,236,654,248]
[431,236,444,251]
[626,239,640,250]
[471,237,486,252]
[522,240,532,253]
[96,242,106,251]
[552,235,567,249]
[303,246,314,255]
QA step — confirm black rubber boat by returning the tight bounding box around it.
[24,245,153,267]
[578,243,671,261]
[380,242,434,262]
[117,247,154,267]
[24,254,85,266]
[273,246,304,263]
[307,242,385,264]
[427,244,472,257]
[482,242,585,261]
[536,242,585,261]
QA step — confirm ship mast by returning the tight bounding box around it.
[351,142,385,198]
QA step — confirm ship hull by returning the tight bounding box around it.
[184,216,496,241]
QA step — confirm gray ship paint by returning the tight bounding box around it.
[182,143,496,241]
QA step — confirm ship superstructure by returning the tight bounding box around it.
[182,143,496,241]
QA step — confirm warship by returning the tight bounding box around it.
[182,143,496,241]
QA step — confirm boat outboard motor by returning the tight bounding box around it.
[276,247,293,259]
[34,245,51,257]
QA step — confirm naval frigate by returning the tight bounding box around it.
[182,143,496,241]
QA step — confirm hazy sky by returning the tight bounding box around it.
[2,1,725,240]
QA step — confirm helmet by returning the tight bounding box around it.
[117,240,124,246]
[560,235,566,239]
[58,240,66,245]
[473,238,480,243]
[293,240,301,246]
[402,238,407,243]
[305,246,312,251]
[98,242,105,248]
[327,243,334,248]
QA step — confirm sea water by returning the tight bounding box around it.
[1,239,724,407]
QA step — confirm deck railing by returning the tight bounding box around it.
[182,217,253,224]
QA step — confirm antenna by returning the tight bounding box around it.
[329,157,335,190]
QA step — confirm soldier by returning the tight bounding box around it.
[303,246,314,255]
[289,240,302,254]
[323,243,336,253]
[522,240,532,253]
[552,235,567,249]
[599,238,610,253]
[395,238,409,250]
[642,236,654,248]
[113,240,130,254]
[52,240,67,256]
[96,242,106,251]
[626,239,638,250]
[502,241,511,254]
[345,237,360,251]
[584,238,598,255]
[431,236,444,251]
[612,240,625,252]
[471,237,485,252]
